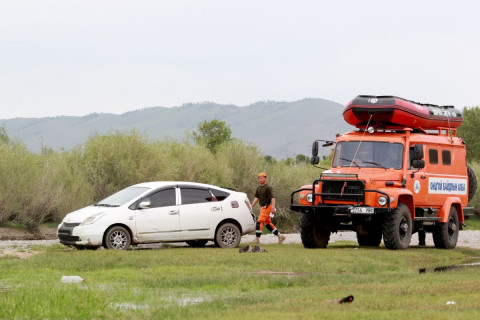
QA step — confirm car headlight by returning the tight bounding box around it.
[306,193,313,203]
[80,213,106,225]
[378,196,387,206]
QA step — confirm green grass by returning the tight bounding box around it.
[1,242,480,319]
[465,214,480,230]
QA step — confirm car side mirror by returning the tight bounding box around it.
[412,160,425,169]
[312,141,319,157]
[311,156,320,165]
[139,201,151,209]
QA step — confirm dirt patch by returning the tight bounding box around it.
[0,249,42,259]
[0,226,58,241]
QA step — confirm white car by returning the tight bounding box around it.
[57,182,256,250]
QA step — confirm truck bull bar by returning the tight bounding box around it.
[290,178,391,213]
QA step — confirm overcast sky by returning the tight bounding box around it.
[1,0,479,119]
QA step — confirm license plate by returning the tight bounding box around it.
[351,207,374,214]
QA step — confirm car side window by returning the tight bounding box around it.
[145,188,176,208]
[210,188,230,201]
[181,188,214,205]
[442,150,451,165]
[429,149,438,164]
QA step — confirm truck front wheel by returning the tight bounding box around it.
[382,203,412,250]
[300,212,330,248]
[433,206,459,249]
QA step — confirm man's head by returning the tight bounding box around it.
[257,172,267,185]
[357,144,372,161]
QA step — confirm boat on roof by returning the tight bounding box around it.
[343,95,463,129]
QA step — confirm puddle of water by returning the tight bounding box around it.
[110,302,148,311]
[175,296,206,306]
[419,261,480,273]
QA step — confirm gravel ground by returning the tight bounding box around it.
[1,230,479,250]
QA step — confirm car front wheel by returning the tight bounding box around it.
[104,226,131,250]
[215,223,241,248]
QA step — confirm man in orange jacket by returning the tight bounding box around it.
[251,172,286,244]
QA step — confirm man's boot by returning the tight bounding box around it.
[277,233,286,244]
[252,237,260,244]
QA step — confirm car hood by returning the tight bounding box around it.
[62,205,117,224]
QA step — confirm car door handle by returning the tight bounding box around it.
[211,206,221,212]
[168,210,179,215]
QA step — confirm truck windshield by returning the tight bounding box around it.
[332,141,403,169]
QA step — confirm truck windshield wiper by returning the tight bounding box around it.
[362,161,387,169]
[340,157,360,168]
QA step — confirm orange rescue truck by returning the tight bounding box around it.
[290,95,477,250]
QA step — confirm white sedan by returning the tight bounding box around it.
[57,182,256,250]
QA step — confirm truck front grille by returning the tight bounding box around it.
[321,180,364,202]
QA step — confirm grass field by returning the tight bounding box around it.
[465,214,480,230]
[1,242,480,319]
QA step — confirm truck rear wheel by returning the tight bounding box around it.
[300,212,330,248]
[468,165,477,202]
[382,203,412,250]
[433,206,459,249]
[356,222,382,247]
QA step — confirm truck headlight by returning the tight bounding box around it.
[306,193,313,203]
[378,196,387,206]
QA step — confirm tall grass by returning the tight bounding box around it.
[2,128,478,230]
[0,131,321,230]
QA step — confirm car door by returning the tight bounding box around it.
[135,187,181,241]
[179,187,221,239]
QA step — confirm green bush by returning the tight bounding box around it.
[0,130,324,231]
[76,130,165,201]
[0,142,68,228]
[468,161,480,213]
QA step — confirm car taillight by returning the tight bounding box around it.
[244,199,252,212]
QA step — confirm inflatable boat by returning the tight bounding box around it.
[343,95,463,129]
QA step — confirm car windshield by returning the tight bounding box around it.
[332,141,403,169]
[95,187,150,207]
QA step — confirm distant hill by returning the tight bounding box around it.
[1,98,353,159]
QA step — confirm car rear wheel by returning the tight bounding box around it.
[433,206,459,249]
[215,223,241,248]
[104,226,131,250]
[186,240,208,247]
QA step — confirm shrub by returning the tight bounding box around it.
[76,130,165,201]
[469,161,480,213]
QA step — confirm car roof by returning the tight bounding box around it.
[130,181,235,192]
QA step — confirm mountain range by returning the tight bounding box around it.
[1,98,353,158]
